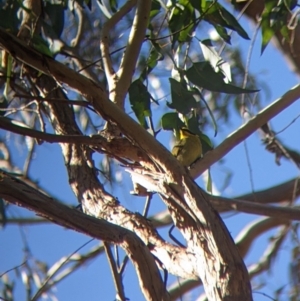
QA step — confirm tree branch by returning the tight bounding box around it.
[0,116,152,166]
[0,170,169,301]
[209,195,300,220]
[235,217,290,258]
[115,0,152,107]
[32,244,103,300]
[100,0,137,101]
[191,84,300,177]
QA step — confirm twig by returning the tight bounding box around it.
[142,194,152,217]
[14,94,94,110]
[248,225,290,278]
[31,239,95,301]
[0,261,26,278]
[0,116,102,145]
[104,242,127,301]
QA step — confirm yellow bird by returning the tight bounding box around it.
[172,128,202,167]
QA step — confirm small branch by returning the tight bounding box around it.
[23,136,36,177]
[130,168,300,221]
[248,225,289,279]
[209,195,300,221]
[168,279,200,301]
[234,177,300,204]
[0,116,99,144]
[235,217,290,258]
[0,28,188,178]
[45,245,103,287]
[14,94,94,110]
[233,0,300,75]
[191,84,300,177]
[0,261,26,278]
[31,239,96,301]
[100,0,137,95]
[0,116,153,167]
[115,0,152,108]
[104,243,127,301]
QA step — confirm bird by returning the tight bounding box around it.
[171,128,202,167]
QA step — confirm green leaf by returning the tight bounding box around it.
[206,169,212,193]
[128,80,152,129]
[168,78,198,114]
[109,0,118,13]
[84,0,92,10]
[161,112,184,131]
[168,0,196,47]
[140,41,164,80]
[218,5,249,40]
[199,1,249,42]
[261,13,274,54]
[185,113,200,133]
[186,62,259,94]
[280,24,289,40]
[214,24,231,44]
[200,132,213,150]
[260,0,294,54]
[149,0,161,19]
[200,40,231,83]
[0,97,8,117]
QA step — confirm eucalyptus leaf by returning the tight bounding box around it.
[168,78,198,114]
[128,80,152,129]
[186,62,259,94]
[161,112,185,131]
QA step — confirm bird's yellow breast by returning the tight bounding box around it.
[172,133,202,167]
